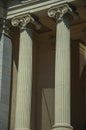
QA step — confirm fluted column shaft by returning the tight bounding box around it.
[11,14,37,130]
[48,4,73,130]
[15,28,32,130]
[55,15,70,126]
[11,15,33,130]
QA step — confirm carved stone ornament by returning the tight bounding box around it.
[11,14,34,29]
[48,4,72,21]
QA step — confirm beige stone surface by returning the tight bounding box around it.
[15,28,32,130]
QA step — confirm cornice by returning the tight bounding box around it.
[7,0,75,19]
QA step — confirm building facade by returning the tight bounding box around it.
[0,0,86,130]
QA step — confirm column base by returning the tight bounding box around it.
[51,124,73,130]
[15,128,30,130]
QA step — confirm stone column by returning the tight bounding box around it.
[48,4,73,130]
[0,19,12,130]
[11,15,34,130]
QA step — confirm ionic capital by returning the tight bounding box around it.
[48,4,72,22]
[11,14,34,30]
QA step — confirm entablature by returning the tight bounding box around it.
[7,0,76,19]
[2,0,86,44]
